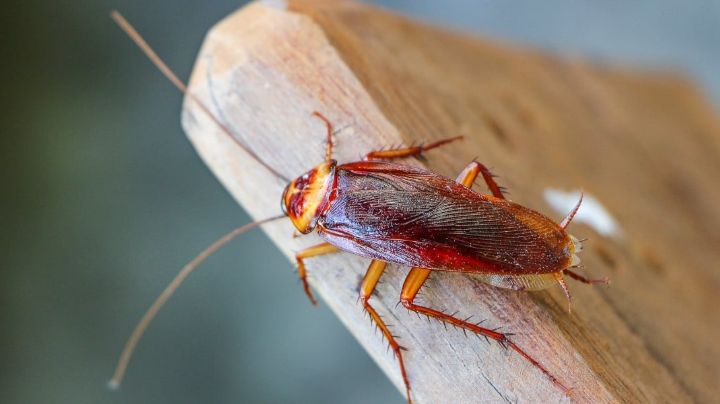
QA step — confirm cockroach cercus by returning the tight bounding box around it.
[109,11,609,403]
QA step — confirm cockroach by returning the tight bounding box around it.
[109,11,609,403]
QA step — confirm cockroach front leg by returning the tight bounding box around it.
[363,136,463,161]
[295,242,339,305]
[359,260,413,403]
[399,268,570,395]
[311,111,335,163]
[457,161,507,199]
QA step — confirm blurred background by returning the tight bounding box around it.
[2,1,718,403]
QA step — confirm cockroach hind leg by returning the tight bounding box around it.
[400,268,569,395]
[560,191,584,229]
[565,269,611,286]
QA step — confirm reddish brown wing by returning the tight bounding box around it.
[318,161,572,275]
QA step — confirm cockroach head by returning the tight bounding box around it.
[282,160,337,234]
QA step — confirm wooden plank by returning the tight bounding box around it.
[181,1,720,402]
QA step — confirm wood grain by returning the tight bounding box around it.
[180,1,720,402]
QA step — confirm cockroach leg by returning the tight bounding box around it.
[359,260,413,403]
[456,161,480,187]
[564,269,610,285]
[553,272,573,313]
[362,136,463,161]
[295,242,339,305]
[311,111,334,163]
[400,267,571,395]
[478,162,506,199]
[560,191,583,229]
[456,161,506,198]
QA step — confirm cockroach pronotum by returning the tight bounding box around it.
[109,11,609,403]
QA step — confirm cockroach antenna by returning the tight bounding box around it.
[108,11,290,389]
[108,216,286,390]
[110,10,291,183]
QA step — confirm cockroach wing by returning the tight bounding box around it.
[319,162,572,275]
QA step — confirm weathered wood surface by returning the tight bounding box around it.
[181,1,720,402]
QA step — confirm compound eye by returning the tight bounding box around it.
[280,183,291,215]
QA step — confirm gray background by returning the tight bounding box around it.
[2,1,718,403]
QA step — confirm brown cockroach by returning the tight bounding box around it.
[109,12,609,403]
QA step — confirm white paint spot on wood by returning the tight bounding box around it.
[261,0,287,10]
[544,188,621,237]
